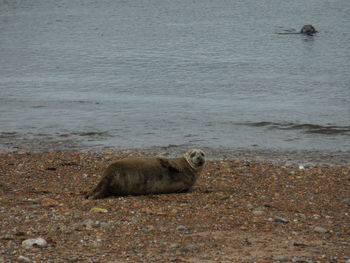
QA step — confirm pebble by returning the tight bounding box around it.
[90,207,108,213]
[7,240,16,247]
[274,217,289,223]
[341,198,350,204]
[314,226,328,233]
[18,256,32,263]
[176,225,187,232]
[141,227,150,234]
[170,243,180,249]
[40,197,60,207]
[291,259,313,263]
[68,257,80,263]
[22,237,48,249]
[253,207,265,216]
[185,244,197,252]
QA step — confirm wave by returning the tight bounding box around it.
[237,122,350,135]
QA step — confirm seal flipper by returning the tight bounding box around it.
[86,174,112,199]
[158,158,181,173]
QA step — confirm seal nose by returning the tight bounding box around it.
[197,158,204,166]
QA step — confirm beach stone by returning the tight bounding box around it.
[40,197,60,207]
[90,207,108,213]
[255,260,270,263]
[253,207,265,216]
[141,227,150,234]
[314,226,328,233]
[22,237,47,249]
[68,257,80,263]
[7,240,16,247]
[170,243,180,249]
[341,198,350,204]
[291,259,313,263]
[274,217,289,223]
[176,225,187,232]
[18,256,32,263]
[83,219,101,230]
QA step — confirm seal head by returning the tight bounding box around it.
[183,149,206,170]
[300,25,317,35]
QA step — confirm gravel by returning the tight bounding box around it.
[0,150,349,262]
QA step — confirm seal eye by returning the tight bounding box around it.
[190,152,196,158]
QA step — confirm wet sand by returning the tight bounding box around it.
[0,149,349,263]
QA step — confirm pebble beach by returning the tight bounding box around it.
[0,149,349,263]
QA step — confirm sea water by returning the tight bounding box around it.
[1,0,349,151]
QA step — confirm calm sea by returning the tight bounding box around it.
[1,0,349,152]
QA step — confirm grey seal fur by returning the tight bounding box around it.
[86,149,206,199]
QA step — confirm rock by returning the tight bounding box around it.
[83,219,100,229]
[255,260,270,263]
[141,227,150,234]
[184,244,197,252]
[291,259,313,263]
[252,207,265,216]
[274,217,289,223]
[341,198,350,204]
[314,226,328,233]
[22,237,47,249]
[90,207,108,213]
[83,219,95,230]
[7,240,16,247]
[100,222,112,228]
[176,225,187,232]
[170,243,180,249]
[40,197,60,207]
[18,256,32,263]
[68,257,80,263]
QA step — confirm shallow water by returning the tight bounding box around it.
[1,0,350,152]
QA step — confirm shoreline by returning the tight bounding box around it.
[1,143,349,166]
[1,132,349,166]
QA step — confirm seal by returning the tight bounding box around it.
[277,24,318,35]
[85,149,206,199]
[300,24,317,35]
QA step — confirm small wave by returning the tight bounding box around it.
[237,122,350,135]
[59,131,110,137]
[0,132,17,138]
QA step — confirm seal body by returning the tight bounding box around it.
[277,24,317,35]
[86,149,205,199]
